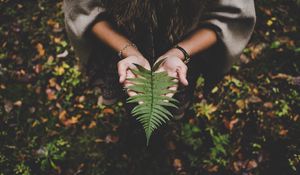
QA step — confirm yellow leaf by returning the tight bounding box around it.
[54,66,65,75]
[32,120,39,127]
[49,78,57,87]
[41,117,48,123]
[267,20,273,26]
[88,121,97,129]
[236,99,246,109]
[59,110,67,121]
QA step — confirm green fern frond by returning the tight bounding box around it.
[125,58,179,145]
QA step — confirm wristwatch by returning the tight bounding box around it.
[173,44,191,64]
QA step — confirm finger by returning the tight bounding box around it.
[165,70,178,98]
[165,83,178,98]
[118,62,128,83]
[144,62,151,70]
[128,63,143,79]
[128,63,137,70]
[156,66,165,73]
[124,69,138,97]
[177,66,188,86]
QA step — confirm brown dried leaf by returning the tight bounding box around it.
[13,100,22,107]
[88,121,97,129]
[263,102,273,109]
[103,108,115,116]
[34,64,43,74]
[46,88,57,100]
[224,117,239,130]
[247,160,258,170]
[248,95,262,104]
[105,134,119,143]
[36,43,45,57]
[173,159,183,171]
[4,99,13,113]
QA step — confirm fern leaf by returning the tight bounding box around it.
[125,58,179,145]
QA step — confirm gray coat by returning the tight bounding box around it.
[62,0,256,93]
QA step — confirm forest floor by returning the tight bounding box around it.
[0,0,300,174]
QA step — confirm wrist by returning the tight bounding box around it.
[122,49,143,59]
[119,42,143,59]
[163,48,185,61]
[122,53,146,62]
[172,44,191,64]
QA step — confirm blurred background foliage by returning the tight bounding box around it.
[0,0,299,174]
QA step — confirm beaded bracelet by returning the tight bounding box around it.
[118,43,137,59]
[173,44,191,64]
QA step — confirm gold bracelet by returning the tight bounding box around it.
[118,43,137,59]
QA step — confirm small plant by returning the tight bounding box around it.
[13,162,31,175]
[125,58,179,145]
[36,138,70,171]
[204,128,230,167]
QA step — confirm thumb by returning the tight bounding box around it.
[177,67,188,86]
[118,62,128,83]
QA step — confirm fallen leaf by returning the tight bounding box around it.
[166,141,176,150]
[206,165,219,172]
[248,95,262,103]
[224,117,239,130]
[57,50,69,58]
[95,138,104,143]
[58,110,67,122]
[263,102,273,109]
[34,64,43,74]
[270,73,291,80]
[4,99,13,113]
[36,43,45,57]
[246,160,258,170]
[59,111,81,127]
[77,96,85,103]
[75,104,84,109]
[279,127,288,136]
[291,76,300,86]
[103,108,115,116]
[48,78,57,87]
[173,159,183,171]
[105,134,119,143]
[54,66,65,75]
[88,121,97,129]
[13,100,22,107]
[46,88,57,100]
[41,117,48,123]
[236,100,246,109]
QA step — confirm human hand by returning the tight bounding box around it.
[154,55,188,98]
[117,55,151,97]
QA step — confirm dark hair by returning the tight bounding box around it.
[99,0,208,43]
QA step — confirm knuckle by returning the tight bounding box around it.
[182,66,188,72]
[117,60,123,66]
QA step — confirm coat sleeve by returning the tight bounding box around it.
[62,0,107,74]
[199,0,256,74]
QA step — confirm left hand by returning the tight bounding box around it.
[154,55,189,98]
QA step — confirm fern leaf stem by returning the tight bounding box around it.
[146,69,155,146]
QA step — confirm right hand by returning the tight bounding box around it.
[117,55,151,97]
